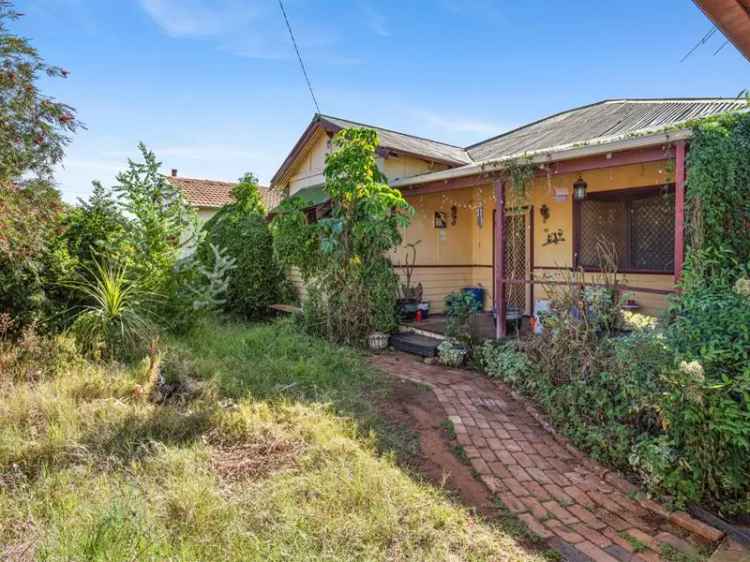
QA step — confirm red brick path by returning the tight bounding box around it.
[372,352,725,562]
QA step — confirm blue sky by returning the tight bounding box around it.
[14,0,750,202]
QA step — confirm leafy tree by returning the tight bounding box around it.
[0,180,75,332]
[272,128,413,344]
[0,1,81,182]
[200,174,287,319]
[112,142,198,291]
[63,181,130,269]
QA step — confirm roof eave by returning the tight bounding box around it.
[393,128,694,189]
[692,0,750,63]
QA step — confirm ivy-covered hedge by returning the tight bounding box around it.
[639,111,750,515]
[200,175,292,320]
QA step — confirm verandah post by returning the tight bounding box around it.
[494,180,507,339]
[674,140,686,285]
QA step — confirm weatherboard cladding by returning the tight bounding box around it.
[466,99,747,162]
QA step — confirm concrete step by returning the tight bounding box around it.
[390,332,442,357]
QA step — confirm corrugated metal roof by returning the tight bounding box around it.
[466,99,747,162]
[319,115,473,165]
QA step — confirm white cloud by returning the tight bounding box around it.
[413,110,508,136]
[139,0,260,38]
[361,4,389,37]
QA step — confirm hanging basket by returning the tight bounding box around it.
[368,332,390,351]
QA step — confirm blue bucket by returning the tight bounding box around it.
[462,287,485,309]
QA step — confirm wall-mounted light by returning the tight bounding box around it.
[450,205,458,226]
[540,204,550,223]
[476,204,485,228]
[573,176,588,201]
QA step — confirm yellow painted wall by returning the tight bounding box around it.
[286,132,450,196]
[396,160,676,316]
[288,130,330,196]
[395,184,495,313]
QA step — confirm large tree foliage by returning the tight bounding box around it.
[0,1,80,332]
[0,1,81,182]
[272,128,413,344]
[0,180,74,332]
[200,174,287,319]
[112,143,198,291]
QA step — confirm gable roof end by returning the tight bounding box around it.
[270,113,472,187]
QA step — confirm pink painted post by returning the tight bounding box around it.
[494,180,507,339]
[674,141,686,285]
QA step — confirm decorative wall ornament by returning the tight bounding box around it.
[540,204,550,223]
[450,205,458,226]
[542,228,566,246]
[434,211,447,229]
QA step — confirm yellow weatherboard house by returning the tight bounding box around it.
[270,99,748,338]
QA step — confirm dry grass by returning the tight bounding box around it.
[0,318,547,561]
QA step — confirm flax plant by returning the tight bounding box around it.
[68,258,155,361]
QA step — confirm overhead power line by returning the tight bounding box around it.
[278,0,321,114]
[680,27,717,63]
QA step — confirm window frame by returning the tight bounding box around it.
[572,184,676,275]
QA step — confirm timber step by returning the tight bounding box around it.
[390,332,441,357]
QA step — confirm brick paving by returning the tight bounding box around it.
[372,352,727,562]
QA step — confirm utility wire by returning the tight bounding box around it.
[680,27,717,62]
[278,0,321,114]
[713,41,728,56]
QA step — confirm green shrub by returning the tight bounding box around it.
[62,182,130,272]
[68,259,155,361]
[0,313,80,382]
[477,340,531,385]
[636,284,750,513]
[199,174,287,320]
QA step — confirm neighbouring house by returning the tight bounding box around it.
[270,99,748,337]
[693,0,750,62]
[167,170,282,252]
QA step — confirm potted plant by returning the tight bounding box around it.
[436,291,480,367]
[437,338,467,367]
[367,331,389,351]
[397,241,423,320]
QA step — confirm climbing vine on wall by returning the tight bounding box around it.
[682,111,750,289]
[653,109,750,514]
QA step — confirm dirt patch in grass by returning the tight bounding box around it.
[209,438,304,483]
[376,378,498,517]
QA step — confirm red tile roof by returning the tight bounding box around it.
[166,176,283,211]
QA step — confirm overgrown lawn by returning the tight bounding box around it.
[1,318,546,561]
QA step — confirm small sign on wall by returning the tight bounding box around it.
[553,187,569,202]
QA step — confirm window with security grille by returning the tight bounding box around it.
[577,186,675,272]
